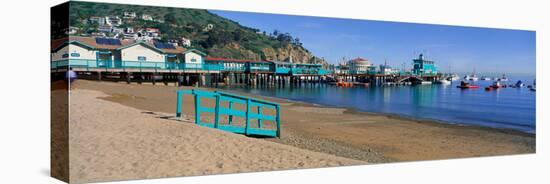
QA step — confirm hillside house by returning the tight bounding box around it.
[88,16,105,25]
[123,12,136,19]
[105,16,122,26]
[141,14,153,21]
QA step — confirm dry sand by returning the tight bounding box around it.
[68,89,364,183]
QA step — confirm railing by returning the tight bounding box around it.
[246,64,271,73]
[51,59,223,72]
[222,65,247,72]
[176,89,281,137]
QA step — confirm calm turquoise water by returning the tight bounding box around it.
[221,76,536,134]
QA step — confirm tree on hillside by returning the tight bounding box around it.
[233,29,243,42]
[200,30,231,48]
[164,13,178,25]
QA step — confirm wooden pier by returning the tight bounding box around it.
[52,59,441,88]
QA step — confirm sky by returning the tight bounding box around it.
[210,10,536,75]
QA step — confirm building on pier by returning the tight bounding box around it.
[347,57,375,74]
[51,36,211,72]
[379,64,400,75]
[52,36,330,76]
[412,54,438,75]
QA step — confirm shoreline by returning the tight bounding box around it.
[72,80,535,163]
[220,87,536,137]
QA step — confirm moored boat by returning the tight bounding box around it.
[464,74,478,81]
[435,78,451,85]
[515,80,524,88]
[481,76,492,81]
[457,81,479,89]
[449,74,460,81]
[498,74,508,82]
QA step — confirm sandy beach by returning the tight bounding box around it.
[65,80,535,182]
[68,87,364,183]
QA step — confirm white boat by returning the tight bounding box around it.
[420,81,432,85]
[449,74,460,81]
[465,68,479,81]
[481,76,492,81]
[435,79,451,85]
[498,74,508,82]
[464,74,478,81]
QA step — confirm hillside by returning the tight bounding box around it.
[67,1,326,65]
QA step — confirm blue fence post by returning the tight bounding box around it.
[257,106,263,128]
[214,94,220,128]
[194,92,200,125]
[245,98,251,135]
[176,90,182,118]
[276,105,281,137]
[228,101,233,125]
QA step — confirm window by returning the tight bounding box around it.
[62,53,69,58]
[70,53,80,57]
[191,58,197,62]
[137,56,146,61]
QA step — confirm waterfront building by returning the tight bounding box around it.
[348,57,372,74]
[412,54,438,75]
[379,64,399,75]
[181,49,207,68]
[207,57,248,72]
[52,37,328,76]
[271,61,293,74]
[117,42,165,62]
[51,37,204,67]
[51,36,132,63]
[333,63,349,75]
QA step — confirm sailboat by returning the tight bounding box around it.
[449,74,460,81]
[446,64,460,81]
[464,68,479,81]
[498,74,508,82]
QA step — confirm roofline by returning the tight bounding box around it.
[116,41,165,54]
[183,49,207,56]
[52,40,95,52]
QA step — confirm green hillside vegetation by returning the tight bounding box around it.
[68,1,323,63]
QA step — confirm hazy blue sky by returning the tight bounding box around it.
[211,10,535,75]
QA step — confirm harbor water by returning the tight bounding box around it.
[222,76,536,134]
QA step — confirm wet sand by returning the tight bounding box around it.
[69,80,535,181]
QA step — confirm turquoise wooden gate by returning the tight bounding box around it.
[176,89,281,137]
